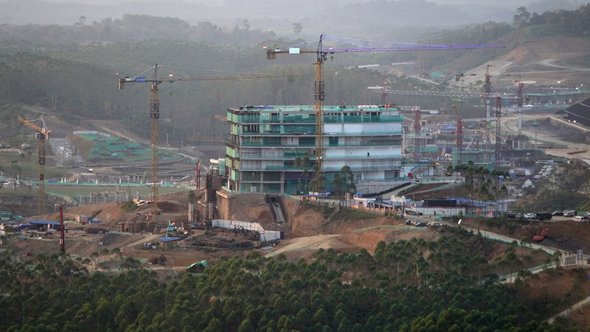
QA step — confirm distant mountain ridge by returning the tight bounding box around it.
[0,0,581,37]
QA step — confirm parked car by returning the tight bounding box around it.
[536,212,553,221]
[552,210,564,216]
[573,216,584,222]
[524,213,537,219]
[563,210,576,217]
[415,222,427,227]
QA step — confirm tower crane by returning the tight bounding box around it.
[453,106,463,165]
[413,106,422,162]
[267,34,503,187]
[18,116,50,214]
[495,96,502,170]
[118,65,297,205]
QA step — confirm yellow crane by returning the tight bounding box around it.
[18,116,50,214]
[119,65,298,206]
[266,34,503,190]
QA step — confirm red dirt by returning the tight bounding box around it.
[466,218,590,254]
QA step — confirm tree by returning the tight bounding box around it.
[292,22,303,35]
[241,19,250,31]
[333,165,356,196]
[513,7,531,28]
[309,162,325,193]
[295,153,312,193]
[204,318,223,332]
[237,318,255,332]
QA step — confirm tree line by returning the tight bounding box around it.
[0,228,576,331]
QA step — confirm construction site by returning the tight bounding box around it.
[1,30,590,330]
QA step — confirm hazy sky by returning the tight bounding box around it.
[34,0,581,4]
[0,0,581,33]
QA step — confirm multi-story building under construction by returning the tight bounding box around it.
[225,104,404,194]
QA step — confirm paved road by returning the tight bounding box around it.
[502,113,590,164]
[476,228,559,255]
[546,296,590,324]
[539,58,590,72]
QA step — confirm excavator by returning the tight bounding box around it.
[532,227,549,242]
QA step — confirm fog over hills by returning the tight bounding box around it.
[0,0,581,37]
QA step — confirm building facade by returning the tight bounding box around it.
[225,105,404,194]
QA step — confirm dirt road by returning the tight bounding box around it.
[547,296,590,324]
[265,234,347,258]
[503,114,590,164]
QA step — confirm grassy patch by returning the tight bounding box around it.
[331,208,379,221]
[70,133,177,163]
[0,151,66,179]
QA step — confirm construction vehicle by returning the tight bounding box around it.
[119,66,297,206]
[17,116,50,214]
[187,260,208,273]
[267,34,503,187]
[532,227,549,242]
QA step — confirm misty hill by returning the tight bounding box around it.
[0,0,581,38]
[1,4,589,145]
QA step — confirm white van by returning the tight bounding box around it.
[573,216,584,222]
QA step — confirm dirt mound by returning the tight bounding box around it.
[156,201,184,213]
[266,234,355,260]
[289,208,325,237]
[68,134,94,159]
[280,197,326,237]
[502,37,590,65]
[226,193,275,224]
[48,202,127,225]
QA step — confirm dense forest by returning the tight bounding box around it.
[0,228,577,331]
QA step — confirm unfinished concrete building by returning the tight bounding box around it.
[225,105,404,194]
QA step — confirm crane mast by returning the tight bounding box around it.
[314,34,327,172]
[495,96,502,170]
[18,116,49,214]
[483,64,493,164]
[413,107,422,162]
[149,65,160,204]
[454,106,463,165]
